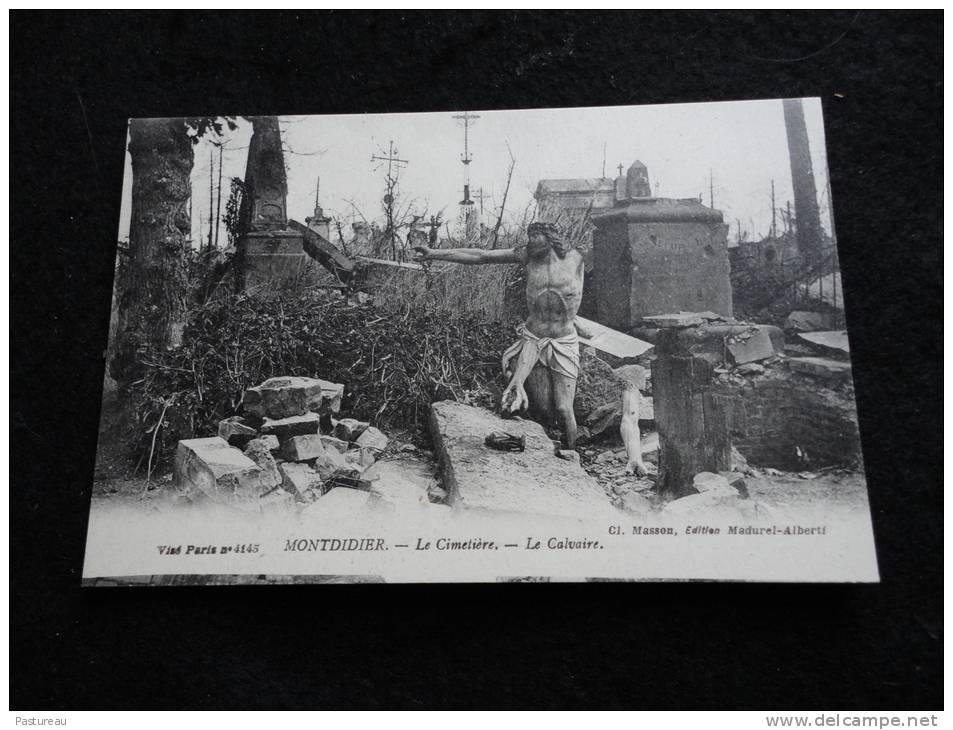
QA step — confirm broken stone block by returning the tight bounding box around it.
[726,327,780,365]
[279,462,323,496]
[244,438,282,490]
[312,448,348,481]
[333,418,369,442]
[356,426,388,452]
[217,416,258,448]
[789,356,851,380]
[283,434,326,462]
[429,401,614,519]
[320,435,350,454]
[619,491,653,514]
[244,376,344,420]
[642,312,706,328]
[785,310,832,333]
[260,412,321,441]
[173,437,265,503]
[797,330,850,355]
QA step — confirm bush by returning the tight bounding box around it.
[127,288,520,466]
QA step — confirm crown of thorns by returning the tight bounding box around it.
[527,222,560,236]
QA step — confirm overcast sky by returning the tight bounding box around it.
[118,98,833,246]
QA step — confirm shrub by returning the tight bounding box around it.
[128,288,520,466]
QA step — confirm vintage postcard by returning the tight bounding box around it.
[84,99,878,584]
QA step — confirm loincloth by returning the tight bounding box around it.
[501,323,580,381]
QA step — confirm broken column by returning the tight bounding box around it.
[648,313,733,498]
[591,162,732,329]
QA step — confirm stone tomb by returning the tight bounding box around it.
[592,161,732,329]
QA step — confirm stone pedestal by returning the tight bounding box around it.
[592,198,732,329]
[235,230,309,293]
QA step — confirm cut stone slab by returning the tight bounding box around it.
[356,426,388,452]
[283,434,326,462]
[364,459,435,506]
[797,330,850,354]
[260,412,321,441]
[726,328,779,364]
[217,416,258,448]
[429,401,614,519]
[333,418,370,442]
[642,312,705,328]
[786,310,832,332]
[243,438,282,490]
[279,462,323,496]
[576,315,654,359]
[789,356,852,380]
[173,437,265,503]
[244,376,344,419]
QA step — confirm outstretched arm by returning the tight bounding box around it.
[413,246,521,265]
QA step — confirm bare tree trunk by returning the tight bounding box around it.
[110,117,192,387]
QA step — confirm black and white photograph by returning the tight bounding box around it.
[84,99,878,584]
[10,10,941,714]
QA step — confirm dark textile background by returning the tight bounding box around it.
[10,11,942,709]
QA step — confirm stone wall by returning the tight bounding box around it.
[711,371,862,470]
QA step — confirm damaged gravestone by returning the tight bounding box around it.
[244,376,343,420]
[429,400,614,519]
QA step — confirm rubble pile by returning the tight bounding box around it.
[173,375,430,512]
